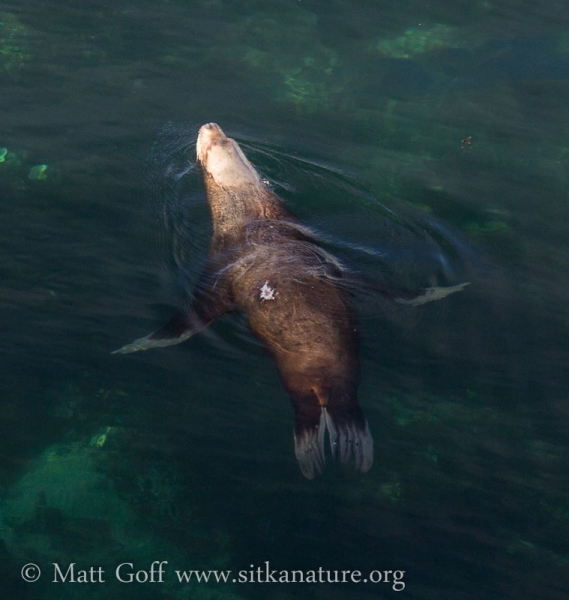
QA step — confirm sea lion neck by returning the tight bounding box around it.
[203,174,292,240]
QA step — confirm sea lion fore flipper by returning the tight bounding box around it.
[379,282,470,305]
[112,270,234,355]
[111,312,205,354]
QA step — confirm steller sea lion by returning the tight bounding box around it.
[114,123,468,478]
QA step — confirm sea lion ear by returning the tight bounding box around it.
[111,313,202,354]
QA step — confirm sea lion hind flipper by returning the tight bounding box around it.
[293,402,327,479]
[112,312,205,354]
[325,406,373,473]
[292,400,373,478]
[390,282,470,306]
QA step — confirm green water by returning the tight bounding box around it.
[1,1,568,599]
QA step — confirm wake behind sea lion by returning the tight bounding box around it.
[114,123,467,478]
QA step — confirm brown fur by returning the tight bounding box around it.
[115,123,373,478]
[197,124,373,477]
[114,124,470,477]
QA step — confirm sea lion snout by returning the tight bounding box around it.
[196,122,226,164]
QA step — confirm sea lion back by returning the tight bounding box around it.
[222,222,373,478]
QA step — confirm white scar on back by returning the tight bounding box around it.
[260,281,276,301]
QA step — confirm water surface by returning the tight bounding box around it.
[1,1,568,599]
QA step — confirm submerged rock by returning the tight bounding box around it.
[28,164,48,180]
[0,444,133,564]
[373,23,481,59]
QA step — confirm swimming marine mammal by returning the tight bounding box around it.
[114,122,467,478]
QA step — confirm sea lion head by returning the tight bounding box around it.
[197,123,261,189]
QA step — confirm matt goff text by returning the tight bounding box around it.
[45,561,405,590]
